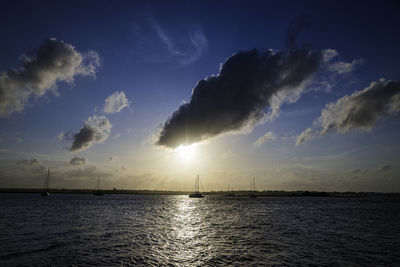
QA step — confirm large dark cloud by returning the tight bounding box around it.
[297,79,400,144]
[157,47,322,148]
[65,115,112,152]
[0,37,100,117]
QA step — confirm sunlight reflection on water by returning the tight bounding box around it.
[172,199,205,264]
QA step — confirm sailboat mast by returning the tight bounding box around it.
[43,168,50,190]
[250,178,256,191]
[97,176,100,191]
[47,168,50,190]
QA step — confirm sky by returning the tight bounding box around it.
[0,0,399,192]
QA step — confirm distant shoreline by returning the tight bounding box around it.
[0,188,399,197]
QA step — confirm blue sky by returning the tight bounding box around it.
[0,0,399,191]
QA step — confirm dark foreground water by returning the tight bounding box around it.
[0,194,399,266]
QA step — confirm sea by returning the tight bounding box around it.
[0,194,399,266]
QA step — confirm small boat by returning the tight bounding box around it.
[189,174,204,198]
[93,176,104,196]
[41,168,50,197]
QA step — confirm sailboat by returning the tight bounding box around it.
[41,168,50,197]
[249,178,257,198]
[226,184,235,197]
[93,176,104,196]
[189,174,204,198]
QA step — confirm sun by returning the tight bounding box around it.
[175,144,197,163]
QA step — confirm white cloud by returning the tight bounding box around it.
[318,79,400,134]
[0,38,100,117]
[326,58,363,74]
[321,49,339,63]
[103,91,130,114]
[296,128,315,146]
[297,79,400,144]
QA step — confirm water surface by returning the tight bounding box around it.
[1,194,399,266]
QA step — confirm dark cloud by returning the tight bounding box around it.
[69,157,88,165]
[0,38,100,117]
[378,165,392,172]
[297,79,400,145]
[65,115,112,152]
[16,158,46,174]
[157,47,321,148]
[108,155,117,161]
[60,165,100,178]
[17,158,40,166]
[351,168,361,174]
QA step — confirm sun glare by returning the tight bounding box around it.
[175,144,197,163]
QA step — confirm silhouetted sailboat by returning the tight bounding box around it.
[189,174,204,198]
[226,184,235,197]
[41,168,50,197]
[93,176,104,196]
[249,178,257,198]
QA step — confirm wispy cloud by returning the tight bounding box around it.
[322,48,363,74]
[131,17,208,66]
[327,58,364,74]
[296,128,315,146]
[303,49,363,93]
[254,131,276,146]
